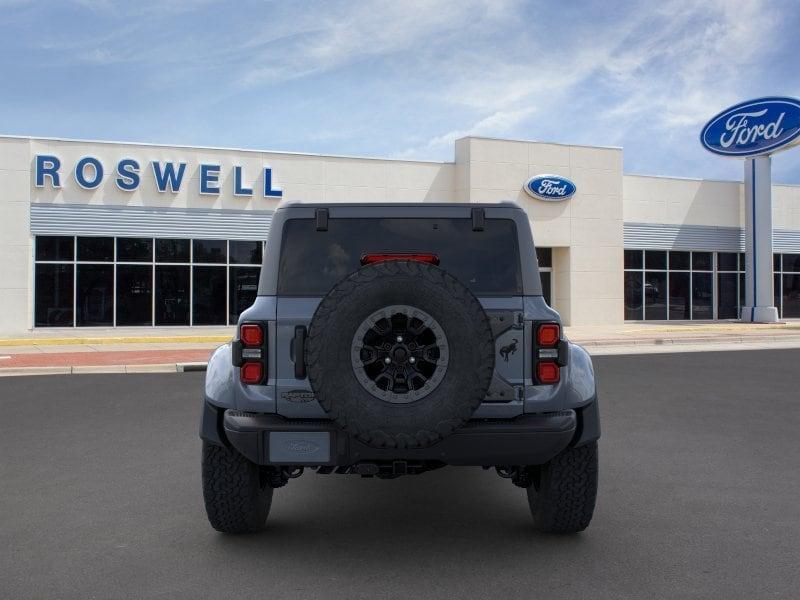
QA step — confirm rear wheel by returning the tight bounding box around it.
[202,442,273,534]
[526,441,598,533]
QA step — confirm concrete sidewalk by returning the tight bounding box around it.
[0,327,232,376]
[565,321,800,354]
[1,322,800,375]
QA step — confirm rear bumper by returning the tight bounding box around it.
[201,402,599,467]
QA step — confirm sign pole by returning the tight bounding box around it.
[741,155,779,322]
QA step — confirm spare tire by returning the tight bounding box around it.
[305,260,495,449]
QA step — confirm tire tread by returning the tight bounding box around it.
[202,442,273,534]
[527,441,598,533]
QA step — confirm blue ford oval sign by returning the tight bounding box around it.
[700,96,800,157]
[524,174,576,201]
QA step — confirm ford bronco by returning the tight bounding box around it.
[200,202,599,534]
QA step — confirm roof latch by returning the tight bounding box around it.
[315,208,329,231]
[472,207,485,231]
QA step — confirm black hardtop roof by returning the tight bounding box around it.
[258,200,541,296]
[275,201,522,211]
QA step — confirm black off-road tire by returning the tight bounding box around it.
[527,441,598,533]
[202,442,273,534]
[306,260,495,449]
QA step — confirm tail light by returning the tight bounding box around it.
[536,361,560,384]
[534,322,563,385]
[537,323,560,347]
[240,361,264,385]
[361,253,440,265]
[233,322,267,385]
[240,323,263,347]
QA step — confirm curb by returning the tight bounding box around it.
[586,340,800,356]
[0,362,208,377]
[0,335,231,347]
[573,334,800,347]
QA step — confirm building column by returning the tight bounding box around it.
[741,156,779,323]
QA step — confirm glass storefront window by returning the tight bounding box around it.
[117,238,153,262]
[78,237,113,262]
[76,264,113,326]
[624,271,643,320]
[739,272,745,309]
[784,254,800,273]
[626,249,746,321]
[156,239,190,263]
[536,247,552,269]
[783,274,800,318]
[230,267,260,323]
[644,271,667,320]
[669,251,689,271]
[116,265,153,325]
[193,266,226,325]
[193,239,227,264]
[34,236,264,327]
[230,241,262,265]
[35,264,73,326]
[668,272,690,320]
[36,236,74,261]
[773,253,800,317]
[624,250,642,270]
[155,265,190,325]
[692,252,712,271]
[535,247,553,307]
[692,272,713,319]
[717,273,739,319]
[718,253,738,272]
[645,250,666,270]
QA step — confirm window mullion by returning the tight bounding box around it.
[72,237,77,328]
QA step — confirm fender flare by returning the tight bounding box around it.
[205,343,236,409]
[564,342,600,447]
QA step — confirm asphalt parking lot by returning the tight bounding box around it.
[2,349,799,599]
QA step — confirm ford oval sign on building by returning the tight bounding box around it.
[524,174,576,201]
[700,96,800,157]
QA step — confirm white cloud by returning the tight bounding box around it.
[599,0,780,130]
[238,0,521,87]
[395,107,538,158]
[398,0,792,161]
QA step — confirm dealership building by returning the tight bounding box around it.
[1,134,799,336]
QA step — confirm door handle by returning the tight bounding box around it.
[293,326,307,379]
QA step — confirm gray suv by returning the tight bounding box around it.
[200,202,599,534]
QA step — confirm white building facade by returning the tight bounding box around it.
[1,134,799,336]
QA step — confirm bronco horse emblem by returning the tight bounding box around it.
[499,338,518,362]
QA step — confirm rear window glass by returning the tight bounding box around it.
[278,218,522,296]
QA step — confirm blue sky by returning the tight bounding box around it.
[2,0,800,182]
